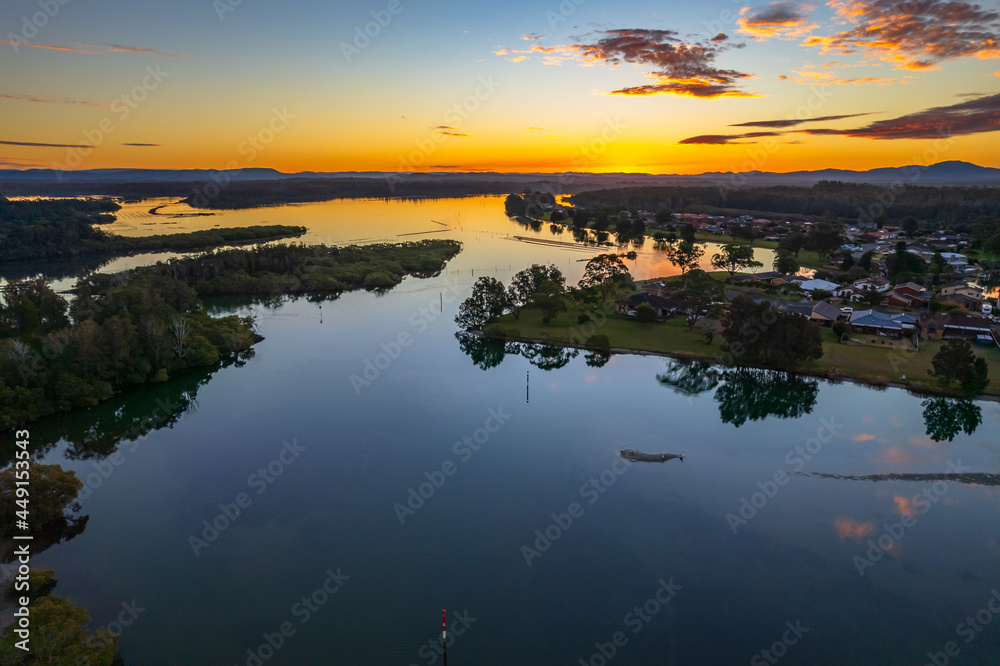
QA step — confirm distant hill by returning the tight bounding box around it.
[0,161,997,198]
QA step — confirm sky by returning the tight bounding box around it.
[1,0,999,174]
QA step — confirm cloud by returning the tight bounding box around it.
[778,67,899,85]
[834,517,874,540]
[495,29,758,98]
[0,93,112,108]
[103,43,188,58]
[852,433,876,441]
[803,0,1000,71]
[526,126,551,131]
[0,139,89,148]
[0,40,99,54]
[0,40,187,58]
[121,143,161,147]
[678,131,782,144]
[737,2,818,39]
[802,92,1000,138]
[730,112,876,128]
[522,33,545,41]
[430,126,472,137]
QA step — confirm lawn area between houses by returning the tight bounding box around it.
[492,305,1000,398]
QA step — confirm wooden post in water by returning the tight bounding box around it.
[526,370,529,404]
[442,609,448,666]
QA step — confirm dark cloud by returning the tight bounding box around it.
[738,2,817,39]
[571,28,757,98]
[730,112,877,128]
[0,93,112,108]
[803,0,1000,71]
[801,93,1000,139]
[121,143,161,147]
[0,139,89,148]
[678,131,783,144]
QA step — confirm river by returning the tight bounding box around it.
[11,195,1000,664]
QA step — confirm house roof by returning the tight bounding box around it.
[812,301,842,321]
[798,279,841,292]
[943,315,992,331]
[849,309,916,330]
[783,303,814,318]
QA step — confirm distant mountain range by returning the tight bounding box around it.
[1,161,998,191]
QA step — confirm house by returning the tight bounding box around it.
[848,309,917,337]
[833,285,861,301]
[940,281,983,302]
[797,279,841,293]
[942,314,993,340]
[885,282,931,308]
[642,281,668,297]
[853,277,891,293]
[748,271,798,285]
[810,301,844,324]
[619,293,681,319]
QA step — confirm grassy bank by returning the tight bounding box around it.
[494,305,1000,397]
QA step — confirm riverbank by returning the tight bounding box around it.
[489,307,1000,399]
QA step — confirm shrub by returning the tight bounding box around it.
[585,334,610,351]
[578,313,592,325]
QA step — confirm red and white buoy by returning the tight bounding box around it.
[442,609,448,665]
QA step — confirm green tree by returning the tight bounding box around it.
[455,277,508,330]
[680,223,696,243]
[901,216,919,238]
[655,209,674,226]
[777,232,806,256]
[507,264,564,319]
[805,222,844,260]
[722,295,822,369]
[930,339,990,395]
[528,280,567,324]
[665,240,705,275]
[711,243,762,278]
[676,269,723,328]
[634,302,657,324]
[832,320,848,341]
[0,595,119,665]
[773,250,800,275]
[578,254,633,305]
[0,464,83,532]
[0,280,70,338]
[504,194,526,217]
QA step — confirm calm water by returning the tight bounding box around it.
[11,196,1000,665]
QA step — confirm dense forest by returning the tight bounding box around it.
[569,182,1000,230]
[0,239,461,429]
[0,196,306,261]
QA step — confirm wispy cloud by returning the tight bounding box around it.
[0,139,89,148]
[730,112,877,128]
[526,126,551,131]
[737,2,818,40]
[803,0,1000,71]
[497,29,757,98]
[104,43,188,58]
[0,40,99,54]
[0,93,113,108]
[0,40,187,58]
[121,142,161,147]
[431,125,472,137]
[681,93,1000,143]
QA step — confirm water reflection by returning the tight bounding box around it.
[921,397,983,442]
[657,359,819,426]
[455,333,583,371]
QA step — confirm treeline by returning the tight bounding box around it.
[0,276,258,429]
[569,182,1000,228]
[0,196,306,261]
[183,178,564,209]
[110,239,462,297]
[0,240,461,429]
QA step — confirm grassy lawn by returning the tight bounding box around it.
[494,304,1000,397]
